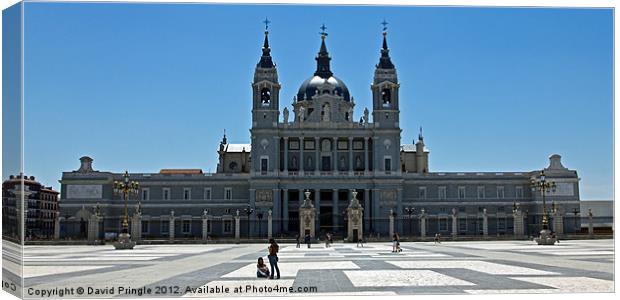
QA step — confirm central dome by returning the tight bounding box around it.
[297,75,351,101]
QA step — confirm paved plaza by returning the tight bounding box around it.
[2,239,614,297]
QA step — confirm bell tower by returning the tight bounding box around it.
[252,18,280,129]
[371,21,399,129]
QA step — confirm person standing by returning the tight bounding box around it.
[304,233,311,248]
[295,234,301,248]
[392,234,398,252]
[267,238,280,279]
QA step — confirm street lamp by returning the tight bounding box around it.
[572,208,580,235]
[257,209,264,238]
[113,171,139,249]
[530,170,557,245]
[404,207,415,237]
[244,206,254,239]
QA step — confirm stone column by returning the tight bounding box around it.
[348,137,354,173]
[364,137,369,173]
[552,207,564,236]
[131,213,142,242]
[451,208,457,238]
[513,208,524,238]
[267,209,273,239]
[372,189,380,233]
[201,209,209,241]
[54,212,61,240]
[283,189,289,232]
[482,208,488,237]
[87,214,100,244]
[169,210,176,242]
[315,137,320,172]
[274,136,280,173]
[314,189,321,234]
[235,210,241,242]
[364,189,370,232]
[588,209,594,237]
[420,209,426,238]
[389,209,395,238]
[332,189,339,233]
[283,137,289,172]
[272,188,281,235]
[300,138,305,175]
[332,137,338,171]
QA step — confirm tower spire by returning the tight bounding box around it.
[378,19,395,69]
[257,17,275,68]
[314,23,333,78]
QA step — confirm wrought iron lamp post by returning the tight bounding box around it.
[572,208,580,235]
[530,170,557,245]
[244,206,254,239]
[113,171,139,249]
[404,207,415,237]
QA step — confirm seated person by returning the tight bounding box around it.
[256,257,270,278]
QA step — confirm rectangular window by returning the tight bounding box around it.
[418,187,427,199]
[384,158,392,171]
[353,140,364,150]
[337,140,348,150]
[163,188,170,201]
[204,188,212,200]
[458,186,466,199]
[225,188,232,200]
[223,220,232,233]
[261,158,268,173]
[182,220,191,234]
[497,186,505,199]
[438,186,447,200]
[516,186,523,198]
[439,218,448,231]
[141,220,149,234]
[141,188,150,201]
[161,220,169,234]
[183,188,191,200]
[477,186,485,199]
[288,140,300,150]
[459,218,467,232]
[304,140,315,150]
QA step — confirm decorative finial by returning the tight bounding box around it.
[320,23,328,39]
[263,17,271,31]
[419,126,424,141]
[381,19,389,32]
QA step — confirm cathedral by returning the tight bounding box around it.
[58,25,581,241]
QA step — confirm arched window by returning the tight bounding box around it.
[381,88,391,107]
[260,88,271,106]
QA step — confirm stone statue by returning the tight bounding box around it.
[78,156,94,173]
[170,210,175,217]
[307,156,313,169]
[348,107,353,122]
[322,104,330,122]
[340,156,346,170]
[203,209,208,217]
[451,208,456,215]
[363,108,369,124]
[359,117,364,124]
[283,107,289,124]
[356,156,363,169]
[299,106,306,122]
[291,156,298,169]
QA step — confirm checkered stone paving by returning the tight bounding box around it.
[3,239,614,297]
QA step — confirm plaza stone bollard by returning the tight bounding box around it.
[131,213,142,242]
[201,209,209,241]
[267,209,273,239]
[54,212,61,240]
[552,207,564,237]
[87,214,101,244]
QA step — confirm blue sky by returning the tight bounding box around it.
[19,3,612,199]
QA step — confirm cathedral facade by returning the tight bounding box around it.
[58,27,581,240]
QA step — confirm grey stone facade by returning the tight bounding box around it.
[58,29,581,240]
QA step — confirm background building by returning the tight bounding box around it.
[58,27,582,240]
[2,174,59,241]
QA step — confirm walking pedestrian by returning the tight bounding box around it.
[434,233,439,244]
[295,234,301,248]
[267,238,280,279]
[304,233,311,248]
[392,234,398,252]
